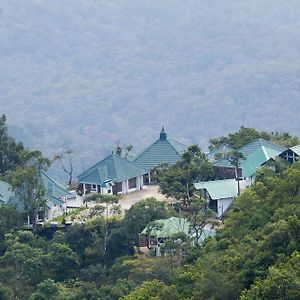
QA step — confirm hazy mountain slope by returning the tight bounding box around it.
[0,0,300,179]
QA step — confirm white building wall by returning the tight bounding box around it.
[101,186,112,194]
[122,180,129,194]
[46,203,65,221]
[127,176,145,193]
[217,198,233,217]
[135,175,144,191]
[136,176,140,190]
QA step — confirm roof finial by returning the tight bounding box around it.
[160,126,167,140]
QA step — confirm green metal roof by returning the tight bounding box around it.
[213,139,286,178]
[213,158,235,168]
[142,217,190,238]
[195,179,238,200]
[133,128,187,170]
[5,171,70,211]
[207,145,234,162]
[290,145,300,156]
[141,217,215,242]
[40,170,70,206]
[239,138,285,157]
[240,139,286,178]
[0,180,14,205]
[78,154,147,184]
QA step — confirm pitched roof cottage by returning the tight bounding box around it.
[1,171,71,221]
[195,179,246,217]
[239,139,286,181]
[139,217,214,256]
[211,139,286,183]
[77,154,147,195]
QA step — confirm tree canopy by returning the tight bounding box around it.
[157,145,215,201]
[209,126,300,150]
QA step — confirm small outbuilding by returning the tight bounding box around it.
[195,179,246,218]
[239,139,286,183]
[139,216,215,256]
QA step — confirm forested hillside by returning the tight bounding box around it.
[1,159,300,299]
[1,1,300,179]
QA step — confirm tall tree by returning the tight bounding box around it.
[209,126,300,150]
[183,195,219,243]
[6,151,50,227]
[0,205,22,255]
[113,139,133,159]
[53,149,74,187]
[0,114,25,175]
[225,150,245,195]
[158,145,214,202]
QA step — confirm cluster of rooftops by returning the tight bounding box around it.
[1,127,299,222]
[76,127,187,195]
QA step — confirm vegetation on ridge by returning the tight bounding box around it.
[1,118,300,298]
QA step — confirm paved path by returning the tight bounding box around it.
[72,185,174,222]
[119,185,174,213]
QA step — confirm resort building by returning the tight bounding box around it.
[77,154,147,195]
[195,179,247,218]
[279,145,300,163]
[0,170,72,222]
[133,127,187,183]
[139,216,215,256]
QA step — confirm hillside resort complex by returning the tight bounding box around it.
[1,127,299,224]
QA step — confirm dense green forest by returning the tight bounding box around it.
[1,161,300,299]
[1,1,300,180]
[2,1,300,298]
[1,123,300,298]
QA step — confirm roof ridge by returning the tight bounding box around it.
[290,144,300,150]
[197,178,236,184]
[261,145,270,160]
[41,170,71,195]
[114,154,147,169]
[239,138,285,156]
[168,138,187,154]
[77,153,113,179]
[133,139,161,161]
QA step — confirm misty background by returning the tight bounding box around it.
[1,0,300,181]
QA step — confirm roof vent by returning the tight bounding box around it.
[160,126,167,140]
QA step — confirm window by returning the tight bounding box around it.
[91,184,97,192]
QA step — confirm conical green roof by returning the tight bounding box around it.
[133,128,187,170]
